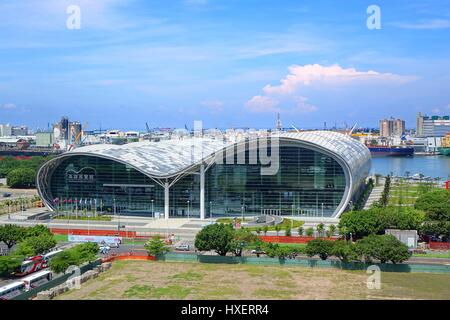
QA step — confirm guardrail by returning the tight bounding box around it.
[259,236,337,243]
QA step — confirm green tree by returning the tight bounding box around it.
[331,240,359,263]
[0,255,23,276]
[16,234,56,256]
[230,228,257,256]
[0,224,26,249]
[305,239,334,260]
[262,225,269,236]
[415,189,450,222]
[25,225,53,238]
[328,224,336,236]
[275,224,281,236]
[316,223,325,237]
[194,223,235,256]
[356,234,410,264]
[49,242,99,274]
[144,236,171,256]
[305,227,314,237]
[297,226,304,236]
[285,225,292,237]
[6,168,36,188]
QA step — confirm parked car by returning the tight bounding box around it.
[174,243,190,251]
[2,193,12,198]
[251,249,266,255]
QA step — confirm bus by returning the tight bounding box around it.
[15,249,63,277]
[21,270,52,291]
[0,282,26,300]
[42,249,63,262]
[16,255,45,277]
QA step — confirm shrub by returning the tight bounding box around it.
[285,225,292,237]
[305,227,314,237]
[331,240,359,263]
[144,236,171,256]
[415,189,450,222]
[6,168,36,188]
[355,234,410,264]
[305,239,334,260]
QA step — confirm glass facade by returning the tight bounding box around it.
[49,156,164,216]
[44,143,347,218]
[204,144,346,218]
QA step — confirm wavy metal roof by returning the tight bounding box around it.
[66,131,371,179]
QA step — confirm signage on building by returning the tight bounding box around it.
[66,167,96,183]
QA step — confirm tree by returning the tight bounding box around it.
[415,189,450,222]
[230,228,257,256]
[0,224,26,249]
[0,255,23,276]
[316,223,325,237]
[331,240,359,263]
[194,223,235,256]
[16,234,56,256]
[6,168,36,188]
[356,234,410,264]
[297,226,304,236]
[285,225,292,237]
[25,225,52,238]
[328,224,336,236]
[144,236,171,256]
[305,239,334,260]
[50,242,99,274]
[262,225,269,236]
[275,224,281,236]
[305,227,314,237]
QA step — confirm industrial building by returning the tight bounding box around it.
[36,131,371,219]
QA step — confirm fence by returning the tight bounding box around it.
[159,252,450,274]
[429,241,450,250]
[259,236,336,243]
[101,252,156,263]
[11,259,102,300]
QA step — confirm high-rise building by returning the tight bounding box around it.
[379,118,405,137]
[0,124,12,137]
[416,113,450,137]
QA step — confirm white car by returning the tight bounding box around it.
[174,243,190,251]
[99,246,111,254]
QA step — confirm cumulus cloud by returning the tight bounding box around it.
[263,64,417,95]
[245,64,417,114]
[245,95,280,113]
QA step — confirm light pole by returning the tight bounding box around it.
[151,199,154,219]
[321,203,324,223]
[187,200,190,220]
[241,205,245,222]
[209,201,213,221]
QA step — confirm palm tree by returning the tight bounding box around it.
[316,223,325,237]
[297,226,304,237]
[328,224,336,237]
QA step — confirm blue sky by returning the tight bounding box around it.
[0,0,450,131]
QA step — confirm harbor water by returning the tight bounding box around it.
[370,155,450,179]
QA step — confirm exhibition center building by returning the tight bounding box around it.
[36,131,371,219]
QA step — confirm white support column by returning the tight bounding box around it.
[200,164,205,220]
[164,181,169,220]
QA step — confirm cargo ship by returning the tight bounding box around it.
[438,133,450,156]
[367,146,414,157]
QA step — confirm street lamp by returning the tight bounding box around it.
[187,200,190,220]
[151,199,154,219]
[209,201,213,220]
[241,205,245,221]
[321,203,324,223]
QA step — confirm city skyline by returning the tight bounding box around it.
[1,0,450,130]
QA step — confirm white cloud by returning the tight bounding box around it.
[291,96,318,113]
[392,19,450,30]
[245,95,280,113]
[263,64,417,95]
[1,103,16,109]
[200,99,224,112]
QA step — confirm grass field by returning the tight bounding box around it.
[56,260,450,300]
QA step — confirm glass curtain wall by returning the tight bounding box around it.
[49,155,164,216]
[204,143,346,218]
